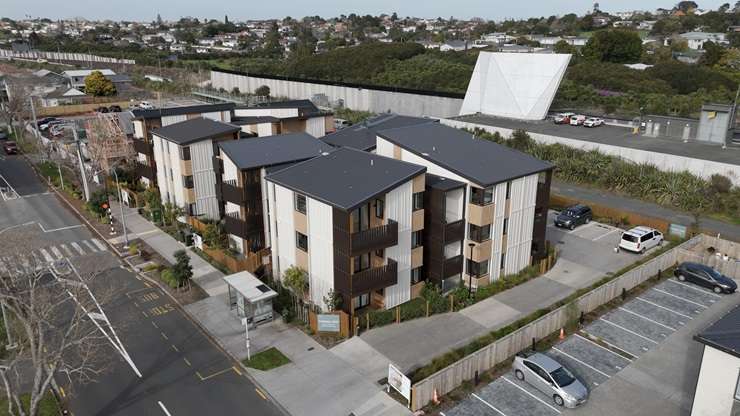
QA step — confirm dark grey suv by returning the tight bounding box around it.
[554,204,592,230]
[674,262,737,294]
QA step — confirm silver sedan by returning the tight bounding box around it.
[512,352,589,408]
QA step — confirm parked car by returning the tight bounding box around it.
[0,131,7,141]
[554,204,592,230]
[138,101,155,110]
[553,112,575,124]
[95,106,110,113]
[36,117,56,128]
[569,115,587,126]
[674,262,737,294]
[619,226,663,253]
[513,352,588,408]
[40,120,63,131]
[4,141,18,155]
[334,118,351,130]
[583,117,604,127]
[109,105,122,112]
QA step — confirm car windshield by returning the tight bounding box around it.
[704,267,722,280]
[550,366,576,387]
[563,210,577,217]
[622,234,638,242]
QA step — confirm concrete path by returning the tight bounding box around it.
[109,201,227,296]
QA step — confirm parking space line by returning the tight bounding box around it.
[652,288,708,308]
[573,334,632,362]
[618,307,677,331]
[634,297,694,320]
[593,228,620,241]
[472,393,508,416]
[599,318,659,344]
[502,377,561,414]
[580,331,637,359]
[551,347,611,378]
[665,279,722,298]
[158,401,172,416]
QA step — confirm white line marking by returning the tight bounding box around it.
[37,223,84,233]
[618,307,677,331]
[158,401,172,416]
[502,377,561,414]
[581,331,639,358]
[50,246,63,260]
[666,279,722,298]
[593,228,620,242]
[634,297,694,319]
[0,173,19,200]
[39,248,54,263]
[31,251,44,265]
[91,238,107,251]
[599,318,659,344]
[472,393,509,416]
[653,288,708,308]
[70,242,85,255]
[135,229,161,237]
[82,240,98,252]
[551,347,611,378]
[60,244,74,257]
[573,334,633,362]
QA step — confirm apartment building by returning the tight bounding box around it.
[232,100,333,138]
[375,122,553,288]
[215,132,334,255]
[131,102,234,187]
[151,117,240,219]
[321,113,434,152]
[265,147,427,313]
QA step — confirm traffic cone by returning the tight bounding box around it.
[559,328,565,340]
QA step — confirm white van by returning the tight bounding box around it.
[619,226,663,253]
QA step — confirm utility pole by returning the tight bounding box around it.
[29,96,39,139]
[72,129,90,201]
[112,168,129,247]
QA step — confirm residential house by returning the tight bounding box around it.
[38,87,86,107]
[232,100,333,138]
[374,122,553,288]
[680,32,728,49]
[266,147,427,313]
[61,69,116,89]
[321,113,434,152]
[440,40,469,52]
[215,132,334,255]
[131,102,234,187]
[151,117,240,219]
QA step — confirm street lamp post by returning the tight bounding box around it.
[468,242,475,298]
[111,168,129,248]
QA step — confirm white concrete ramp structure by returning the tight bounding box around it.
[460,52,571,120]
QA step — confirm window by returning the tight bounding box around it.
[296,232,308,252]
[353,293,370,310]
[351,204,370,232]
[187,203,196,216]
[183,175,194,189]
[411,267,424,284]
[411,230,423,248]
[466,259,489,277]
[640,232,653,242]
[353,253,370,273]
[375,199,384,219]
[180,146,191,161]
[469,224,491,242]
[500,252,506,270]
[412,192,424,211]
[470,186,494,205]
[503,218,508,235]
[294,193,307,214]
[375,249,384,258]
[505,182,511,199]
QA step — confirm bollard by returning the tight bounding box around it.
[475,370,480,385]
[621,287,627,301]
[579,311,585,325]
[531,337,536,352]
[657,268,662,279]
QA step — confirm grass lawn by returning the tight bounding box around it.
[243,347,291,371]
[0,392,58,416]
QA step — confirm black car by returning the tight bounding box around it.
[95,106,110,113]
[674,262,737,294]
[554,204,592,230]
[109,105,122,112]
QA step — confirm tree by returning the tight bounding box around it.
[172,250,193,289]
[699,41,725,66]
[203,222,225,249]
[676,1,698,12]
[582,30,643,63]
[322,289,342,312]
[254,85,270,97]
[283,266,308,297]
[553,40,576,55]
[84,71,116,97]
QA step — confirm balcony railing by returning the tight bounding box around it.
[132,138,153,155]
[220,179,245,204]
[350,220,398,256]
[444,219,465,243]
[134,162,155,180]
[224,211,248,239]
[352,259,398,294]
[443,255,463,278]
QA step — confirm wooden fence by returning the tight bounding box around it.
[36,100,133,117]
[187,216,269,274]
[410,236,703,411]
[550,194,670,233]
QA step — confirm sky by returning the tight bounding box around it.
[2,0,731,22]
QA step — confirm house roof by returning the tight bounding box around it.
[231,115,280,125]
[152,118,240,145]
[238,99,324,118]
[265,147,426,211]
[222,271,277,304]
[218,132,334,170]
[321,113,436,151]
[425,173,466,191]
[62,69,116,77]
[377,122,553,188]
[694,303,740,359]
[131,102,235,120]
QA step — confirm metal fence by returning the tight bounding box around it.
[410,236,703,411]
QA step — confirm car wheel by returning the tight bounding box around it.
[554,394,564,407]
[713,286,723,294]
[658,239,663,246]
[585,218,591,224]
[569,224,575,230]
[677,274,686,282]
[514,370,524,381]
[640,247,646,254]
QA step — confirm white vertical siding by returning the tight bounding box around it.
[267,182,280,277]
[202,111,222,122]
[133,120,145,139]
[505,174,537,275]
[260,168,271,248]
[691,346,740,416]
[489,182,507,281]
[375,136,395,158]
[152,135,169,201]
[257,123,274,137]
[305,116,326,138]
[307,198,334,310]
[190,140,219,219]
[384,180,414,309]
[234,108,299,118]
[221,151,238,182]
[273,184,295,283]
[161,114,187,126]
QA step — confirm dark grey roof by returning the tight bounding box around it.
[132,102,235,119]
[694,303,740,359]
[238,99,323,119]
[377,123,553,187]
[218,133,334,170]
[426,173,465,191]
[231,116,280,125]
[152,118,240,145]
[321,113,436,151]
[266,147,426,211]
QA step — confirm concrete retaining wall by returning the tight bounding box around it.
[441,119,740,186]
[0,49,135,65]
[210,70,464,119]
[411,236,703,411]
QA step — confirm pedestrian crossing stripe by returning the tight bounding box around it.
[0,239,110,277]
[50,246,63,260]
[91,239,107,251]
[39,248,54,263]
[60,245,74,257]
[70,242,85,255]
[82,240,97,252]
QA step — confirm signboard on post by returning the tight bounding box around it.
[317,314,340,333]
[388,363,411,407]
[669,223,687,239]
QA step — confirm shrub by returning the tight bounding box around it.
[710,174,732,194]
[128,243,139,256]
[160,268,178,288]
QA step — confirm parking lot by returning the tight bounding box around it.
[443,276,724,416]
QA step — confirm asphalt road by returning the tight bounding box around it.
[0,154,284,416]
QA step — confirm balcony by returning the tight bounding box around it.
[224,212,248,240]
[443,255,463,278]
[220,179,245,204]
[132,138,153,155]
[444,219,465,243]
[352,259,398,294]
[350,220,398,256]
[135,162,156,180]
